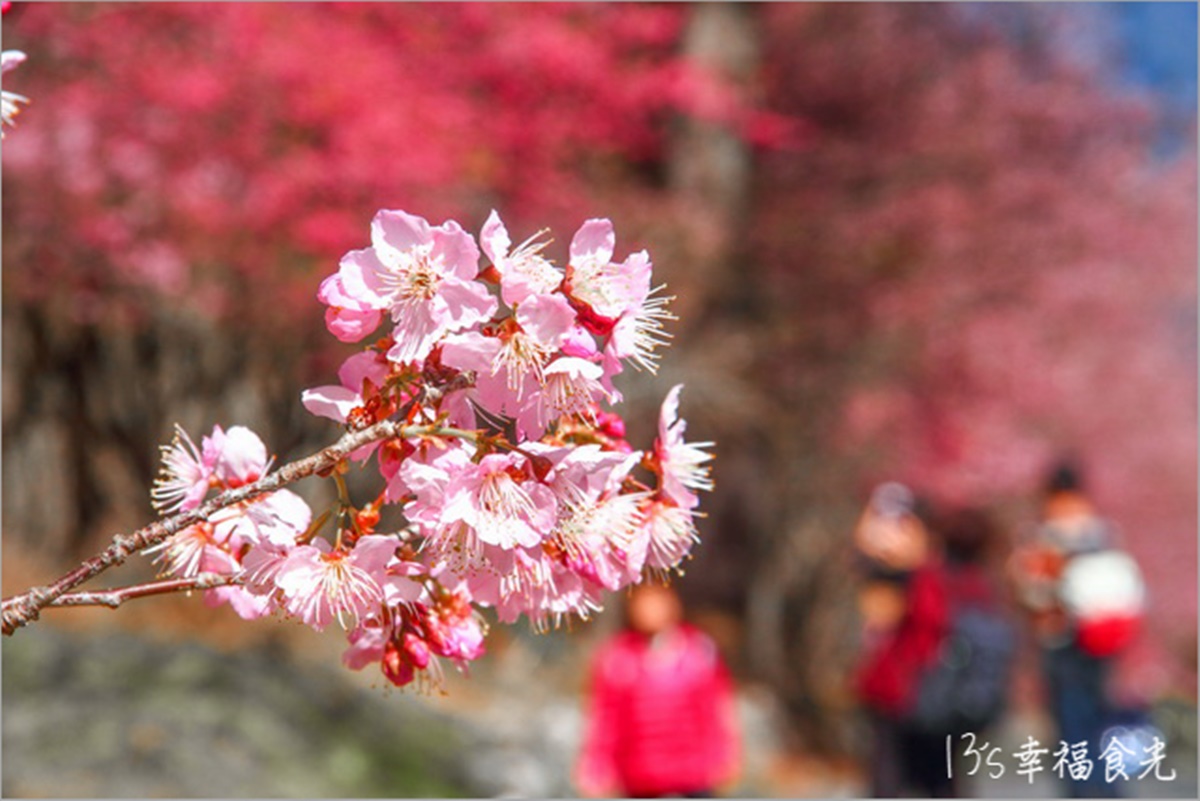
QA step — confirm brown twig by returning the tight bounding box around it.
[1,419,475,636]
[46,573,243,609]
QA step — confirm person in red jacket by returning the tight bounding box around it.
[855,490,1012,798]
[576,581,741,798]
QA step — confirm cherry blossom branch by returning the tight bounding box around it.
[1,419,477,636]
[44,572,242,609]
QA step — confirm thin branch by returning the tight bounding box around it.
[46,573,242,609]
[2,419,477,636]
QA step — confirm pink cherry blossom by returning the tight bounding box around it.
[440,292,577,427]
[395,442,474,530]
[204,424,272,487]
[381,630,432,688]
[424,590,486,663]
[480,210,563,307]
[565,220,674,378]
[635,497,700,572]
[151,424,213,513]
[439,453,558,551]
[439,331,527,429]
[463,545,582,630]
[559,491,648,591]
[593,409,635,453]
[495,293,577,392]
[543,445,646,591]
[380,550,426,607]
[565,219,619,319]
[496,553,607,631]
[565,219,653,323]
[197,547,274,620]
[274,534,399,631]
[301,349,392,424]
[559,324,600,360]
[652,384,713,510]
[153,424,311,552]
[342,618,389,671]
[152,423,302,527]
[518,356,609,433]
[212,487,312,549]
[204,583,274,621]
[603,274,675,375]
[333,210,497,366]
[241,541,292,598]
[146,521,223,579]
[439,329,503,377]
[317,272,385,343]
[342,594,483,689]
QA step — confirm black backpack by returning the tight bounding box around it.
[907,589,1016,736]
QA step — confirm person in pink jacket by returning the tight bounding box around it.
[576,582,741,798]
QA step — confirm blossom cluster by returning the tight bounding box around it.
[150,209,712,689]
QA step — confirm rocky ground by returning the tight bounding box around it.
[0,619,790,798]
[3,618,1195,798]
[3,625,477,797]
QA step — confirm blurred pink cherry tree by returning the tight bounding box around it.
[713,4,1196,742]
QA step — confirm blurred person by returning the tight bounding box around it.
[853,482,931,643]
[905,507,1016,788]
[855,489,1015,798]
[1009,459,1146,798]
[575,581,741,798]
[853,484,941,797]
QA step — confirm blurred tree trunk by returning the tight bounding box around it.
[665,2,861,754]
[0,300,330,562]
[667,2,758,316]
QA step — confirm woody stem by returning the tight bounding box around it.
[45,573,244,610]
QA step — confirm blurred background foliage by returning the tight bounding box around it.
[2,2,1195,795]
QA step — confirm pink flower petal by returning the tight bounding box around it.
[324,306,383,343]
[337,350,390,394]
[441,331,502,373]
[335,248,392,309]
[569,218,615,265]
[301,385,360,422]
[371,209,432,262]
[430,220,481,282]
[516,293,576,347]
[480,209,511,265]
[432,278,498,329]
